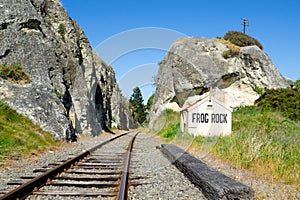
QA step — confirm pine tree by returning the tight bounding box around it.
[129,87,146,125]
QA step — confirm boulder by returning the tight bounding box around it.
[150,37,292,124]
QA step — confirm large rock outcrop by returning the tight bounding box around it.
[92,51,136,131]
[150,37,291,123]
[0,0,135,140]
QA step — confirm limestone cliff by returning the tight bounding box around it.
[0,0,135,140]
[150,37,292,123]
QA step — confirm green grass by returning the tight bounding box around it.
[0,101,60,163]
[151,109,181,140]
[212,106,299,184]
[58,23,65,35]
[152,107,300,185]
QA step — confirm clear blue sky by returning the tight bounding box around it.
[60,0,300,101]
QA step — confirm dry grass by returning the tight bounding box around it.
[214,38,240,51]
[175,37,188,42]
[213,38,241,58]
[0,63,31,84]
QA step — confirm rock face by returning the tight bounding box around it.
[150,37,291,123]
[0,0,135,140]
[92,51,136,131]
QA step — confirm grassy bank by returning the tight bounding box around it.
[213,106,299,184]
[0,101,60,164]
[152,107,300,184]
[151,109,181,140]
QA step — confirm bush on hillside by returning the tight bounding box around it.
[255,88,300,121]
[294,78,300,89]
[224,31,263,50]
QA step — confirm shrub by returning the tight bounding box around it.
[58,23,65,35]
[58,23,66,41]
[252,84,265,95]
[146,94,154,110]
[224,31,263,50]
[294,78,300,89]
[255,88,300,121]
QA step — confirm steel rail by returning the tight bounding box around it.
[117,132,139,200]
[0,131,133,200]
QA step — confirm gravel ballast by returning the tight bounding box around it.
[0,135,109,196]
[129,133,206,200]
[0,132,207,199]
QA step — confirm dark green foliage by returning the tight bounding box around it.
[0,63,31,84]
[252,84,265,95]
[129,87,147,125]
[146,94,154,110]
[224,31,263,50]
[255,88,300,121]
[58,23,66,40]
[58,23,65,34]
[294,78,300,89]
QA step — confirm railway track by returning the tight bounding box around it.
[0,131,139,200]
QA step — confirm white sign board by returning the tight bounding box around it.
[180,96,232,136]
